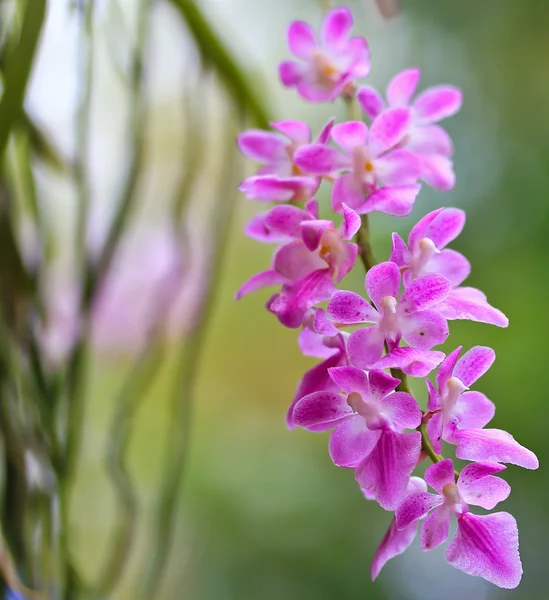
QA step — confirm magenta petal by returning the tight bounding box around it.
[389,232,408,267]
[399,273,451,314]
[357,185,420,217]
[408,207,445,250]
[421,505,451,551]
[381,392,422,429]
[454,428,539,470]
[401,309,449,350]
[371,517,418,580]
[436,346,462,391]
[426,378,440,412]
[235,269,287,300]
[331,173,366,213]
[328,365,370,397]
[265,204,310,238]
[274,240,326,280]
[321,7,353,49]
[457,462,510,510]
[406,124,453,156]
[366,261,401,308]
[422,207,466,249]
[329,416,380,468]
[237,130,288,164]
[341,203,362,239]
[447,512,522,589]
[437,287,509,327]
[454,345,495,387]
[426,249,470,287]
[372,347,445,377]
[314,118,336,145]
[413,85,463,125]
[348,326,385,369]
[292,391,352,431]
[368,370,400,400]
[375,149,422,186]
[427,411,443,454]
[328,290,379,324]
[300,219,333,251]
[240,175,318,203]
[369,108,411,158]
[245,213,288,243]
[387,68,421,107]
[420,154,456,191]
[424,458,455,494]
[357,85,385,120]
[294,144,349,175]
[312,307,340,336]
[455,391,495,430]
[331,121,369,152]
[396,491,443,530]
[279,61,304,87]
[356,430,422,510]
[270,120,311,144]
[288,21,317,58]
[297,327,336,358]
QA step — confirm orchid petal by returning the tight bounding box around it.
[235,269,287,300]
[381,391,422,429]
[347,326,386,369]
[436,346,462,391]
[399,273,451,314]
[328,290,379,324]
[437,287,509,327]
[396,492,443,531]
[292,391,352,431]
[321,7,353,49]
[457,462,510,510]
[356,185,420,216]
[413,85,463,125]
[401,309,449,350]
[294,144,349,175]
[331,121,369,152]
[369,108,411,158]
[329,416,380,468]
[424,458,455,494]
[421,505,451,551]
[357,85,385,120]
[371,347,445,377]
[288,21,317,58]
[386,68,421,107]
[454,346,495,387]
[366,261,401,308]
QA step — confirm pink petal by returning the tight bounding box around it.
[279,60,304,87]
[381,391,422,429]
[245,212,289,243]
[356,430,422,510]
[420,154,456,191]
[314,118,336,144]
[287,21,317,58]
[421,505,451,551]
[356,185,420,216]
[425,249,470,287]
[454,428,539,470]
[422,207,466,249]
[455,391,495,430]
[235,269,287,300]
[401,309,449,349]
[300,219,333,251]
[265,204,311,238]
[312,307,340,337]
[396,492,444,531]
[270,120,311,144]
[436,287,509,327]
[408,207,446,250]
[375,149,422,186]
[305,198,319,219]
[331,121,369,152]
[341,203,362,239]
[328,290,379,324]
[457,462,510,510]
[426,378,440,412]
[321,7,353,50]
[371,516,418,580]
[372,347,445,377]
[344,37,371,78]
[297,79,345,103]
[294,144,349,175]
[386,68,421,107]
[447,512,522,589]
[369,108,411,158]
[368,370,400,400]
[331,173,366,213]
[240,175,319,203]
[274,240,326,280]
[347,326,386,369]
[413,85,463,125]
[297,327,337,359]
[271,269,337,329]
[424,458,455,494]
[329,416,380,468]
[366,261,401,308]
[436,346,462,392]
[357,85,385,120]
[328,365,371,397]
[292,391,352,431]
[427,411,443,454]
[405,124,453,156]
[399,273,451,314]
[454,345,495,387]
[237,130,288,164]
[389,232,408,267]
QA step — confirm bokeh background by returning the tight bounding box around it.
[24,0,549,598]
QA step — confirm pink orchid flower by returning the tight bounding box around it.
[427,346,538,469]
[396,459,521,589]
[279,7,370,102]
[238,118,334,202]
[328,261,451,369]
[358,68,462,190]
[391,208,509,327]
[292,366,422,509]
[294,110,422,216]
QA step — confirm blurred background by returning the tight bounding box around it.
[2,0,549,598]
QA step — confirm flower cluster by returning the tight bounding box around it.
[236,6,537,590]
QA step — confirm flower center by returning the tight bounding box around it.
[364,160,374,172]
[292,162,303,176]
[378,296,401,341]
[441,376,467,423]
[442,482,461,506]
[311,51,340,86]
[411,237,438,278]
